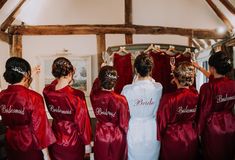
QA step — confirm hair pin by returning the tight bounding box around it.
[106,73,118,80]
[11,66,26,75]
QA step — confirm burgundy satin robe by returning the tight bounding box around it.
[150,51,166,86]
[90,78,130,160]
[157,88,199,160]
[0,85,56,160]
[150,52,192,94]
[113,53,133,94]
[197,77,235,160]
[43,80,92,160]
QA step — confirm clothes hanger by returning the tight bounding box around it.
[182,48,194,59]
[183,48,191,54]
[182,48,192,56]
[166,45,177,56]
[102,51,113,66]
[167,45,175,52]
[116,46,129,55]
[154,45,161,52]
[144,44,155,53]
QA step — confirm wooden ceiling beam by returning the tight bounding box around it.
[125,0,132,25]
[225,37,235,46]
[0,30,9,43]
[9,25,135,35]
[1,0,26,31]
[0,0,7,10]
[96,34,106,70]
[188,37,193,47]
[194,38,206,49]
[205,0,234,31]
[8,24,226,39]
[133,25,226,38]
[219,0,235,14]
[192,39,201,50]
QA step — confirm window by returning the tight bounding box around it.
[202,61,209,83]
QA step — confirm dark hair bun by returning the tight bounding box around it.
[52,57,74,78]
[134,53,153,77]
[209,51,232,75]
[98,66,118,90]
[3,57,31,84]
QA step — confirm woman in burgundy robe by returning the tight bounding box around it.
[43,57,92,160]
[157,62,199,160]
[197,52,235,160]
[0,57,56,160]
[90,66,130,160]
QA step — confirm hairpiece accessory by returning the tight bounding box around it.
[106,73,117,80]
[11,66,26,75]
[227,59,231,64]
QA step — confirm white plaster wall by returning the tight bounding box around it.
[133,35,188,46]
[106,34,126,49]
[17,0,125,25]
[0,0,21,23]
[0,42,10,90]
[213,0,235,27]
[133,0,223,29]
[1,0,224,28]
[22,35,98,91]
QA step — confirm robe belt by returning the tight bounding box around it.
[97,121,117,127]
[212,109,233,113]
[130,116,154,121]
[53,120,77,129]
[53,119,74,123]
[7,124,29,130]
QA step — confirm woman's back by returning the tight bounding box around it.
[0,85,34,127]
[122,79,162,160]
[0,85,55,160]
[90,67,130,160]
[44,83,91,149]
[197,52,235,160]
[91,90,126,124]
[122,79,162,118]
[208,77,235,111]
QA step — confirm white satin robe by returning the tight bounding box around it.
[121,79,163,160]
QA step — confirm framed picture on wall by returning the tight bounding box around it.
[39,55,92,96]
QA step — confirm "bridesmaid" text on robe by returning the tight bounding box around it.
[90,78,130,160]
[43,80,92,160]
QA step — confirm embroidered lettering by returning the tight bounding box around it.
[216,94,235,103]
[1,105,25,115]
[96,108,116,117]
[134,98,154,106]
[177,106,196,114]
[49,105,72,115]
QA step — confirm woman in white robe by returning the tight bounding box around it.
[121,53,163,160]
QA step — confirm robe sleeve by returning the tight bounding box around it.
[196,83,213,135]
[118,96,130,134]
[31,95,56,149]
[90,78,101,97]
[153,86,163,116]
[74,97,92,145]
[157,95,172,141]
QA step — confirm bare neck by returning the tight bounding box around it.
[137,75,151,81]
[213,72,225,79]
[55,78,70,90]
